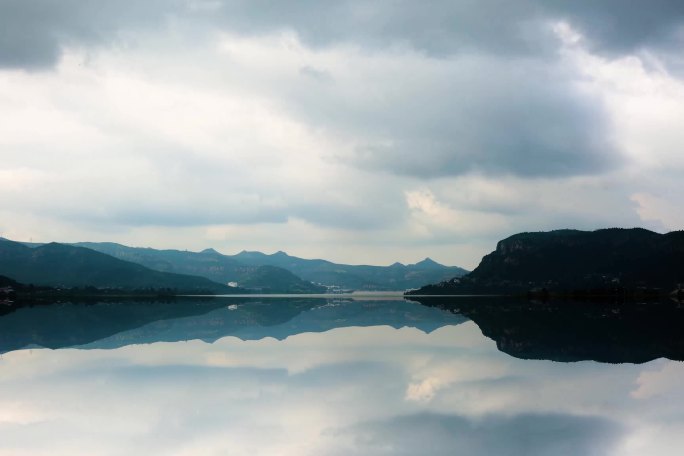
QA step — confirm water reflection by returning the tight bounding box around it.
[0,297,683,454]
[3,296,684,364]
[413,297,684,363]
[0,297,466,352]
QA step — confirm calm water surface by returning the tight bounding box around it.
[0,296,683,455]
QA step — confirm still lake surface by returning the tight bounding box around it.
[1,296,683,455]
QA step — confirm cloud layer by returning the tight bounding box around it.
[1,1,683,267]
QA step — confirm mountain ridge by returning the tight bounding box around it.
[71,241,468,291]
[0,239,234,293]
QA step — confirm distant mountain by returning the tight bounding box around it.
[0,239,233,293]
[229,251,467,290]
[74,242,468,291]
[238,265,326,293]
[408,228,684,295]
[73,242,325,293]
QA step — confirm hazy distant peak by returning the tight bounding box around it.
[200,248,220,255]
[414,257,442,268]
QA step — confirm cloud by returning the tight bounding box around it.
[545,0,684,55]
[3,1,684,71]
[338,52,619,178]
[1,0,683,266]
[0,0,178,69]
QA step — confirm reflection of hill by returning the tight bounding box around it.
[84,299,467,348]
[414,297,684,363]
[0,299,233,353]
[0,298,466,353]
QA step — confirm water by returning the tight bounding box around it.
[1,296,683,455]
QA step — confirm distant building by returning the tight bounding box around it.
[0,286,14,295]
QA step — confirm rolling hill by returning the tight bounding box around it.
[0,239,233,293]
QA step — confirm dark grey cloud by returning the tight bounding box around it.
[204,1,684,58]
[210,0,551,57]
[284,54,619,178]
[329,412,623,456]
[2,1,684,69]
[0,0,176,69]
[545,0,684,55]
[347,79,616,178]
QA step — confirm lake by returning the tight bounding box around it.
[1,296,683,455]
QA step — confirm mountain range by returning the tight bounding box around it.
[0,237,466,294]
[0,239,234,294]
[73,241,467,291]
[408,228,684,295]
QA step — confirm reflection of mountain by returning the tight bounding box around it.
[414,297,684,363]
[0,298,466,353]
[0,299,231,353]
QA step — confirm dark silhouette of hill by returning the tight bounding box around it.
[0,239,233,293]
[408,228,684,295]
[73,241,468,291]
[414,296,684,363]
[0,275,20,288]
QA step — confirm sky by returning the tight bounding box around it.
[1,1,684,269]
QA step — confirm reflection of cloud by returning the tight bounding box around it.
[326,412,623,456]
[405,356,511,404]
[632,361,684,399]
[0,323,677,454]
[406,377,444,402]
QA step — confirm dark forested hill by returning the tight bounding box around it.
[0,239,232,293]
[408,228,684,295]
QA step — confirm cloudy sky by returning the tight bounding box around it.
[1,1,684,268]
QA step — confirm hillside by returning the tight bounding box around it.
[73,242,468,291]
[238,265,327,293]
[74,242,325,293]
[408,228,684,295]
[0,239,233,293]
